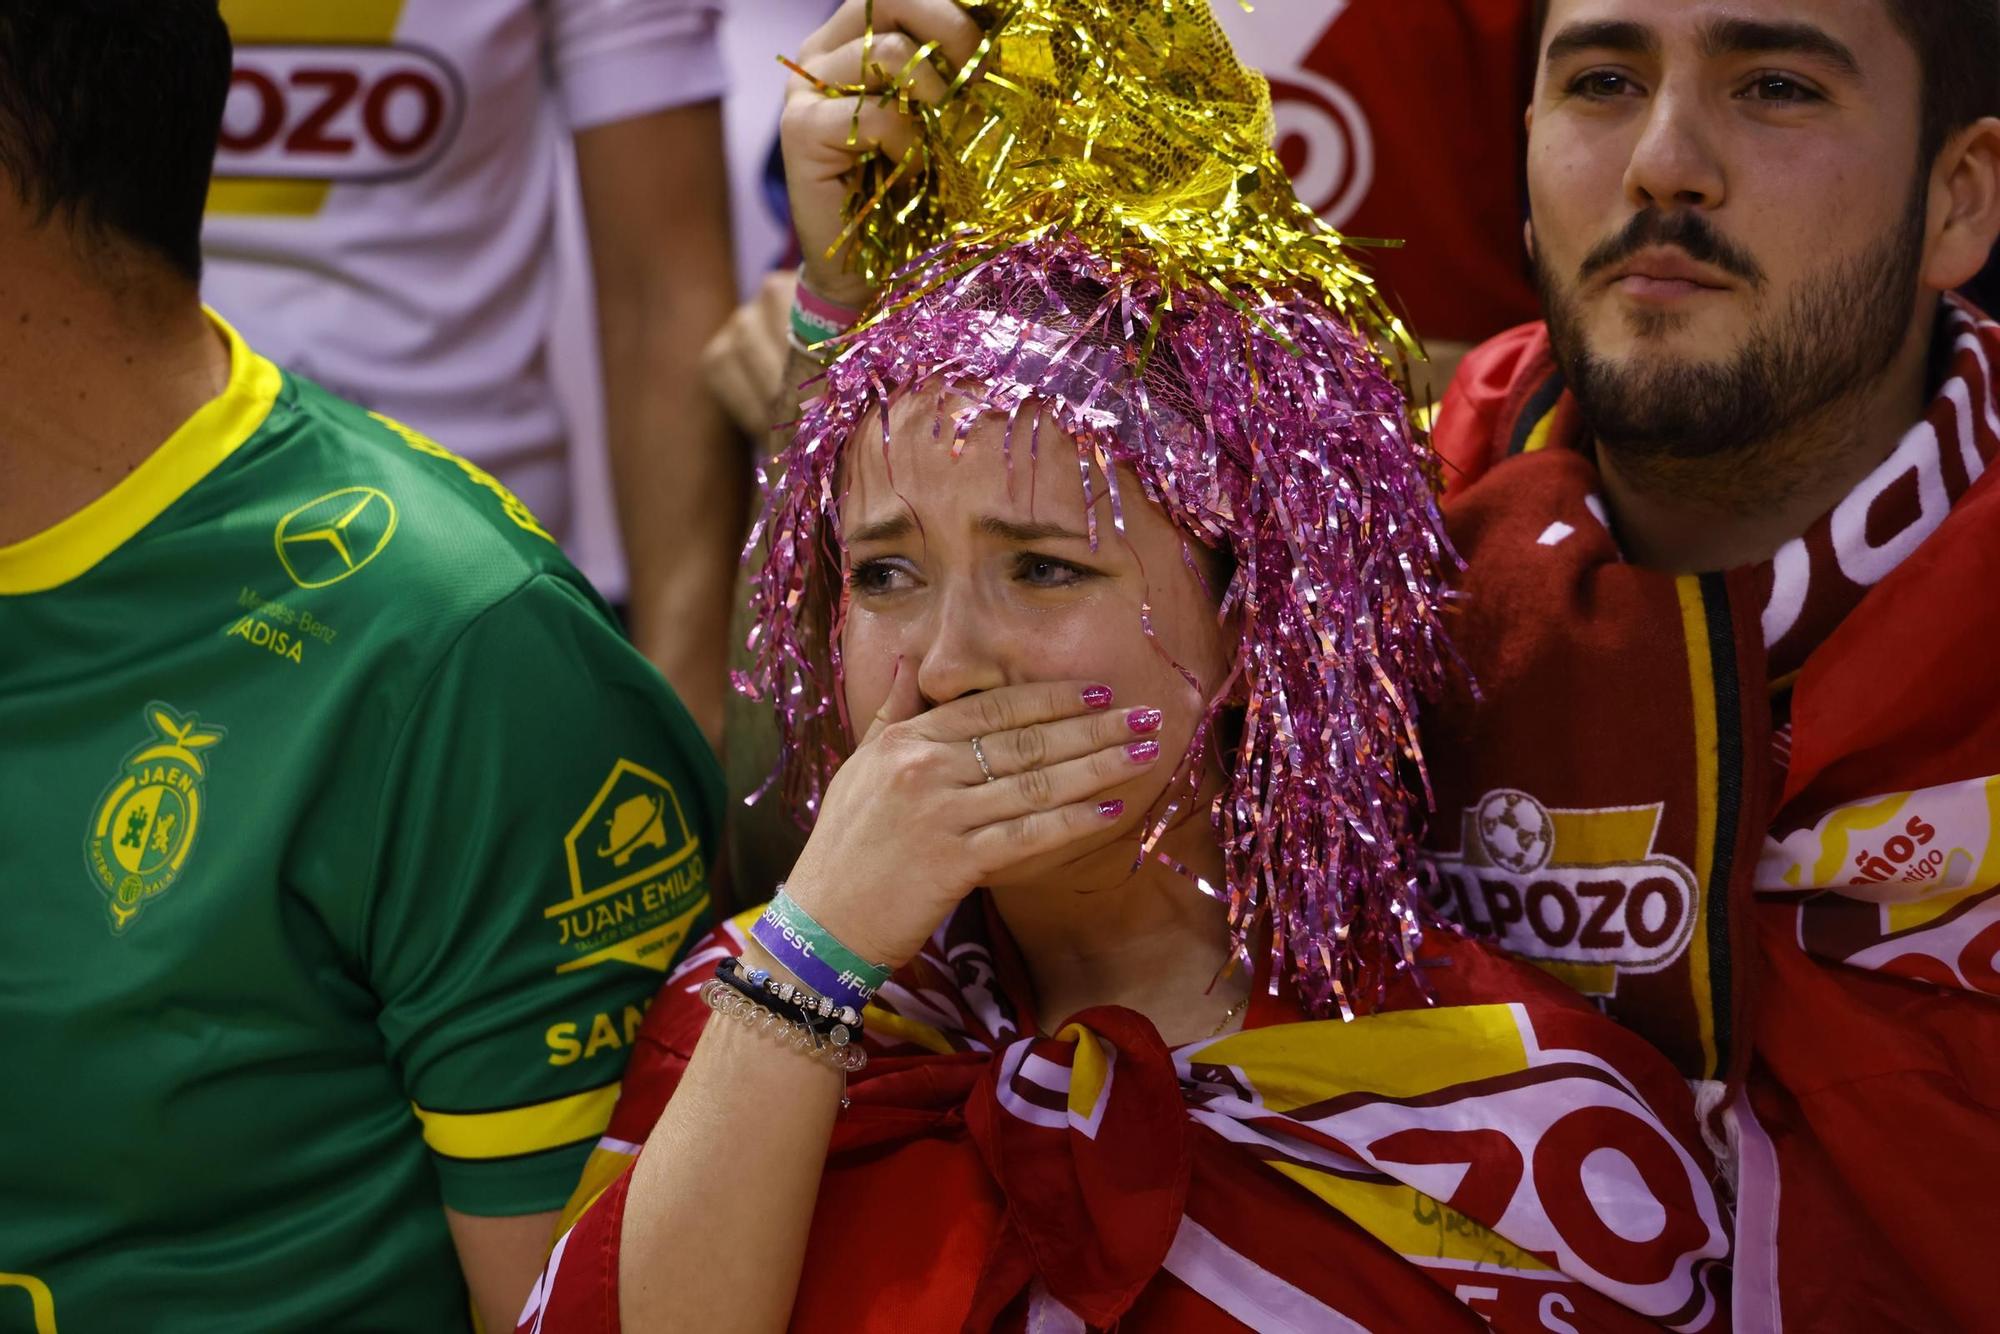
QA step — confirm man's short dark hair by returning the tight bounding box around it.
[0,2,232,285]
[1528,1,2000,163]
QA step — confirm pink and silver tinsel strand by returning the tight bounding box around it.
[737,235,1457,1017]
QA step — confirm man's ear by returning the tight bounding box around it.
[1923,116,2000,292]
[1522,104,1539,267]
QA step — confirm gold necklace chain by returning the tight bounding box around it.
[1207,989,1250,1038]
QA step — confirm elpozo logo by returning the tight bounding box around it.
[1425,789,1699,996]
[84,704,226,932]
[215,44,465,184]
[274,486,397,588]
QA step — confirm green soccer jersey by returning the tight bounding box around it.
[0,316,719,1332]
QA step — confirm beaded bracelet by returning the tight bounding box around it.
[701,957,868,1074]
[747,888,891,1011]
[717,955,865,1035]
[701,981,868,1077]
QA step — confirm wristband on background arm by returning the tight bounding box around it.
[788,282,863,359]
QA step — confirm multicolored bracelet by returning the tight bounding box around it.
[701,956,867,1075]
[788,282,861,357]
[720,955,863,1032]
[748,887,892,1010]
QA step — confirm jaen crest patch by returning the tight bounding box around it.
[84,703,226,932]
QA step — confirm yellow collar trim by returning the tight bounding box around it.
[0,309,282,595]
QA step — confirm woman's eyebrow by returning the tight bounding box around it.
[846,513,915,545]
[976,516,1090,543]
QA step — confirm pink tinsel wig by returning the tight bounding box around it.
[737,233,1456,1017]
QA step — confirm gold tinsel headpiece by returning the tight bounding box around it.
[802,0,1413,363]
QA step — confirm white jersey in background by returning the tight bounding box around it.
[201,0,726,548]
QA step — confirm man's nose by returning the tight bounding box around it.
[1622,86,1726,213]
[912,589,1008,707]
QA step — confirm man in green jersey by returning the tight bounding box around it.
[0,5,720,1330]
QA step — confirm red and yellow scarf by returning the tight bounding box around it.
[520,901,1729,1332]
[1427,297,2000,1330]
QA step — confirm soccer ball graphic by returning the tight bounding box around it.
[1478,790,1554,875]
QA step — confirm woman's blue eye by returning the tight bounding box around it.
[1016,553,1089,587]
[846,560,907,594]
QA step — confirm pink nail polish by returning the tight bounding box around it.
[1126,708,1163,734]
[1098,798,1125,819]
[1125,739,1160,764]
[1081,684,1114,710]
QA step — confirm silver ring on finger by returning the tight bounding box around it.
[970,735,997,783]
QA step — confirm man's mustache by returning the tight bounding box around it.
[1577,210,1765,287]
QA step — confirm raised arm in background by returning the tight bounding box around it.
[578,100,744,748]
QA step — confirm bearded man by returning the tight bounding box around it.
[1429,0,2000,1325]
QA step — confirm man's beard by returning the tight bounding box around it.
[1537,188,1927,466]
